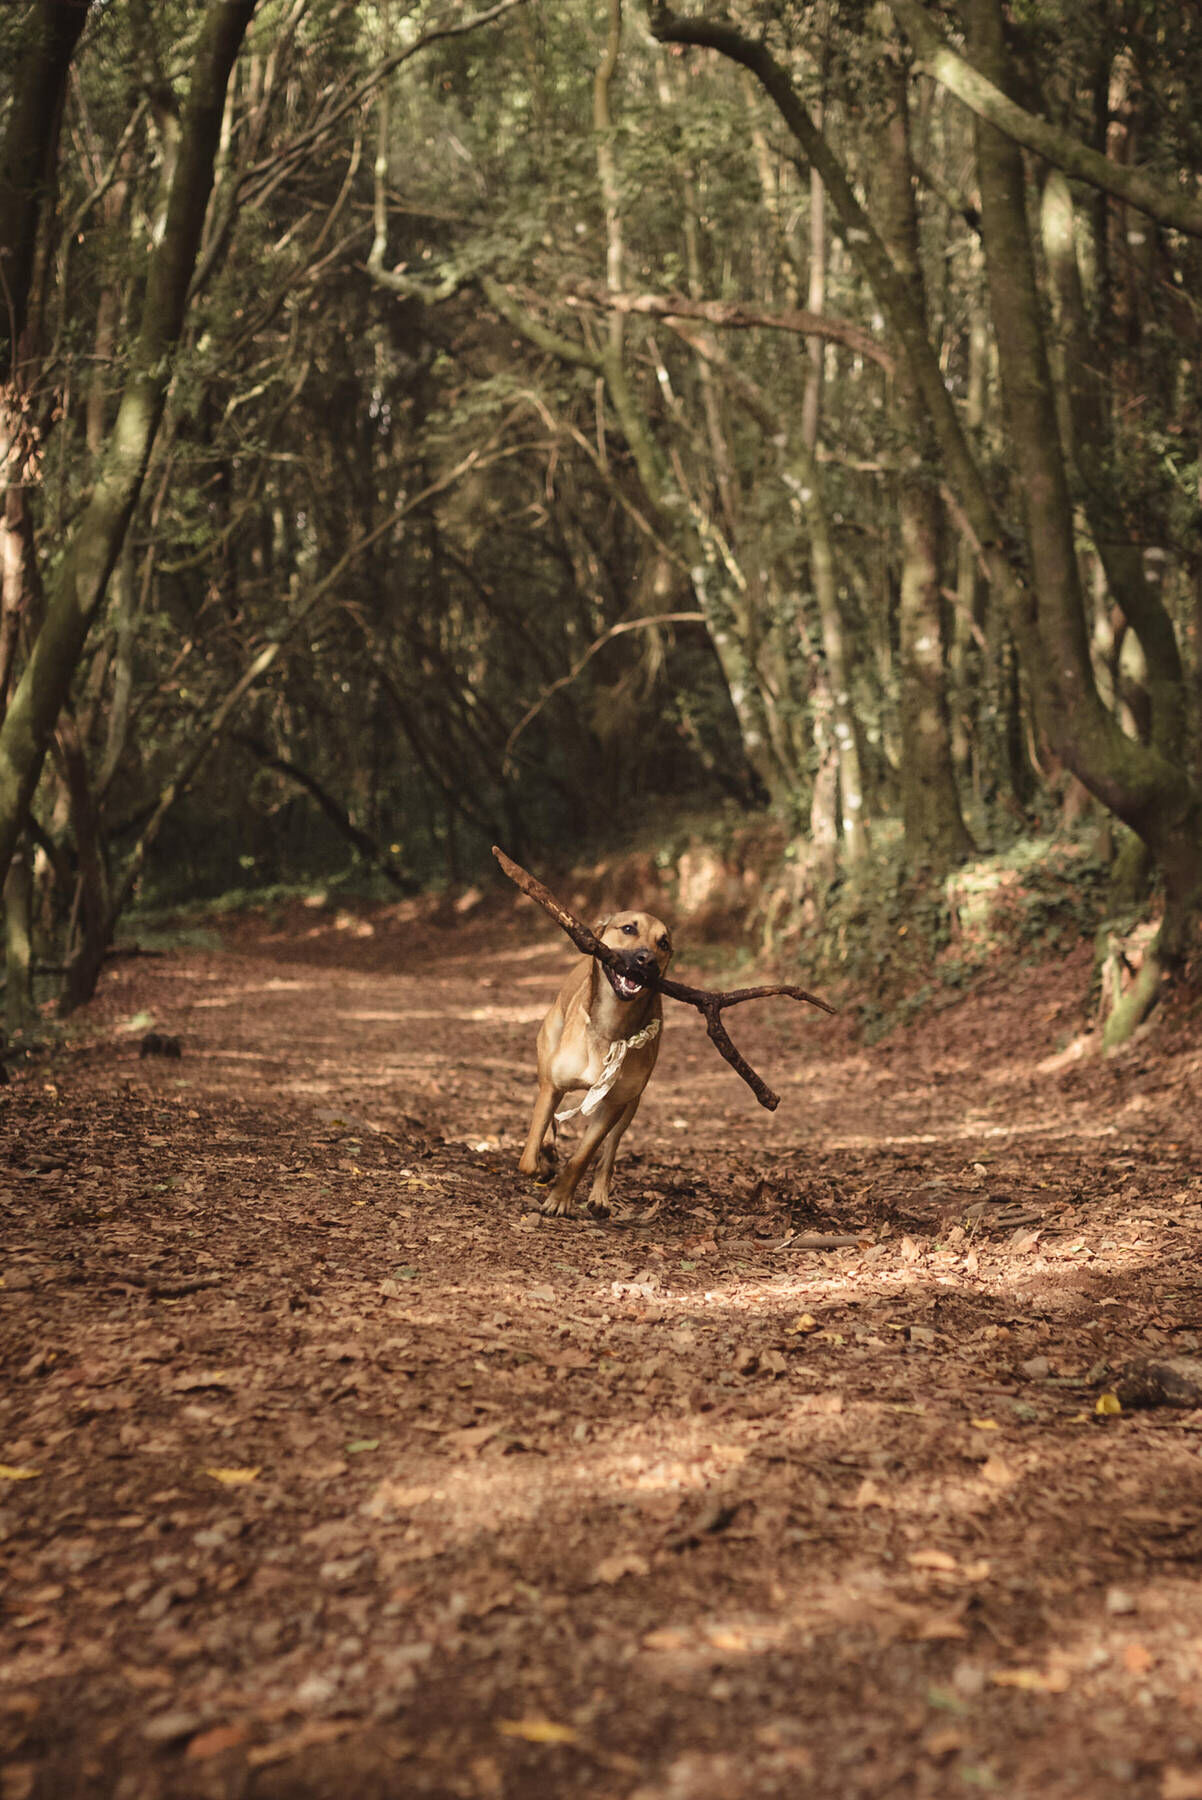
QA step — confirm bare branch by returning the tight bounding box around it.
[566,285,893,370]
[503,611,706,765]
[883,0,1202,241]
[492,848,835,1112]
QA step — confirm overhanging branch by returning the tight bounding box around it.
[566,285,892,370]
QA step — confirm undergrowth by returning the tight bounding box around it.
[804,830,1119,1040]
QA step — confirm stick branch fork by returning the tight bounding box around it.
[492,846,835,1111]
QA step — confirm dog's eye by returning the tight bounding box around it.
[622,923,637,935]
[658,936,670,951]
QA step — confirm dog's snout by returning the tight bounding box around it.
[632,947,658,973]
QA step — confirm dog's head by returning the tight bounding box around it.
[595,911,673,1000]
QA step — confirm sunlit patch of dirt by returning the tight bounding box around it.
[2,900,1202,1798]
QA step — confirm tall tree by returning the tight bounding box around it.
[646,1,1202,1025]
[0,0,258,889]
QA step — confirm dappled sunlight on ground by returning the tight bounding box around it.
[3,903,1202,1796]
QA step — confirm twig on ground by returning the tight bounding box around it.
[97,1268,226,1298]
[492,846,835,1112]
[777,1232,864,1250]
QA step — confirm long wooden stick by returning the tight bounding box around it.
[492,846,835,1112]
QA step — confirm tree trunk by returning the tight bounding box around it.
[874,40,973,871]
[0,0,89,370]
[645,1,1202,1008]
[785,437,868,860]
[969,0,1202,981]
[0,0,257,892]
[3,838,35,1034]
[53,711,110,1015]
[951,262,988,797]
[1038,165,1187,769]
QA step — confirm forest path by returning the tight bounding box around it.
[3,900,1202,1800]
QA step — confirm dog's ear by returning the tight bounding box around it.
[594,914,613,936]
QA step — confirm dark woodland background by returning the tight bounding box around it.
[2,0,1201,1037]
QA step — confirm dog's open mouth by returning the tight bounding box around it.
[606,965,648,1001]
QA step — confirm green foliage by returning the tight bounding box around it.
[811,830,1117,1041]
[6,0,1202,1017]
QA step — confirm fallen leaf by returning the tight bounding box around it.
[924,1727,965,1757]
[643,1627,691,1652]
[443,1424,501,1456]
[185,1724,249,1761]
[173,1370,236,1392]
[991,1667,1070,1693]
[0,1465,41,1481]
[980,1455,1017,1488]
[1096,1392,1122,1416]
[345,1438,380,1454]
[917,1615,969,1641]
[1122,1641,1155,1674]
[0,1763,35,1800]
[592,1551,650,1585]
[799,1391,844,1415]
[970,1418,1001,1432]
[362,1481,434,1519]
[142,1712,207,1748]
[908,1549,959,1573]
[203,1466,259,1487]
[497,1718,579,1746]
[1161,1768,1202,1800]
[789,1314,819,1335]
[470,1754,504,1799]
[246,1721,354,1768]
[849,1477,889,1509]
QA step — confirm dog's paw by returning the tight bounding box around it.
[586,1195,612,1219]
[538,1192,579,1218]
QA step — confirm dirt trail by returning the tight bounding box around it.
[3,899,1202,1799]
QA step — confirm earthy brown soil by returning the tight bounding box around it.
[4,896,1202,1800]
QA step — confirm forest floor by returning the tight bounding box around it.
[3,893,1202,1800]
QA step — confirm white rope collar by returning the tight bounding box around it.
[555,1017,661,1123]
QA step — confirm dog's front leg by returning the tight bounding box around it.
[539,1101,624,1217]
[519,1079,562,1182]
[585,1097,640,1218]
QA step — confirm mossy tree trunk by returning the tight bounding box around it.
[647,0,1202,1011]
[0,0,258,893]
[969,0,1202,983]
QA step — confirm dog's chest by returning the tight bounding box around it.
[549,1017,611,1092]
[550,1009,655,1095]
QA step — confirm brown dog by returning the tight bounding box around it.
[518,911,673,1217]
